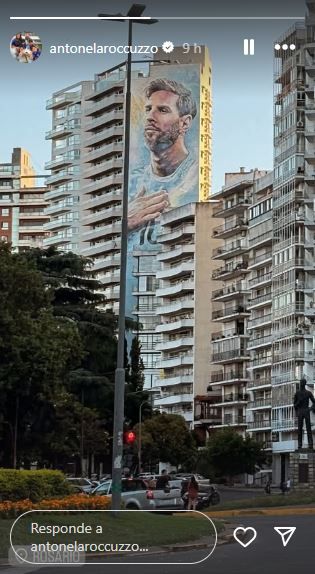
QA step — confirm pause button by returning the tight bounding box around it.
[244,39,255,55]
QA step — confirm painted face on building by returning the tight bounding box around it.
[144,90,191,153]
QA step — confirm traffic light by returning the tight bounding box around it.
[124,430,136,445]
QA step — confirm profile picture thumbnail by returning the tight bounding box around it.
[10,32,42,63]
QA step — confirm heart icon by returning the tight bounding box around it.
[233,527,257,548]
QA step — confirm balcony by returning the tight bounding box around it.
[211,282,249,302]
[248,292,272,309]
[211,370,246,383]
[84,158,123,180]
[156,317,194,333]
[45,217,73,231]
[82,205,122,226]
[84,142,123,163]
[98,271,120,286]
[82,190,122,210]
[156,260,194,280]
[156,297,194,316]
[221,415,246,426]
[160,373,193,387]
[247,420,272,430]
[159,353,194,369]
[158,244,195,263]
[155,336,193,352]
[248,397,272,409]
[156,279,194,298]
[247,313,272,329]
[213,198,251,218]
[248,272,272,288]
[46,93,76,110]
[249,227,273,248]
[85,125,124,146]
[154,393,193,407]
[157,223,195,244]
[272,419,296,431]
[247,378,272,389]
[85,110,124,131]
[212,218,248,240]
[92,255,120,272]
[212,240,248,260]
[247,334,273,349]
[45,171,74,186]
[211,349,250,363]
[45,156,74,170]
[248,250,272,269]
[45,124,74,140]
[212,261,248,281]
[81,239,121,257]
[248,355,272,369]
[212,304,250,321]
[81,222,121,241]
[85,93,124,115]
[214,392,248,405]
[83,174,123,194]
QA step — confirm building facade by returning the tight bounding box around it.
[154,201,221,426]
[0,148,48,251]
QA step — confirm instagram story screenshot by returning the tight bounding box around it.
[0,0,315,572]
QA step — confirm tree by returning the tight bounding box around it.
[135,413,197,469]
[0,243,82,468]
[125,337,151,427]
[198,428,266,481]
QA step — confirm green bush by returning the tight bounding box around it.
[0,469,71,502]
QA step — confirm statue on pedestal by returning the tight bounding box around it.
[293,377,315,450]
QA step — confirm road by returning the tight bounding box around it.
[4,515,312,574]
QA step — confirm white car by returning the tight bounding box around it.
[91,478,184,511]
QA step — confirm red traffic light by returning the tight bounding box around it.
[125,431,136,444]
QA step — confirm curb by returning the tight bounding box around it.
[206,506,315,517]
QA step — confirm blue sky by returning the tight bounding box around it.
[0,0,307,191]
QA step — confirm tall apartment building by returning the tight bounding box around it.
[210,168,268,433]
[44,81,93,253]
[0,148,48,251]
[271,6,315,482]
[45,47,212,397]
[154,202,220,426]
[246,171,273,451]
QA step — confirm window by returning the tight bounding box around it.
[1,209,9,216]
[1,222,9,229]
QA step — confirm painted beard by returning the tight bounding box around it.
[144,120,181,153]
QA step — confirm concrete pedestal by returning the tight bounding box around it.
[290,450,315,489]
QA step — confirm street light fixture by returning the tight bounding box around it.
[98,4,158,511]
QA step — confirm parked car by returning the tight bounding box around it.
[66,477,95,493]
[90,478,184,511]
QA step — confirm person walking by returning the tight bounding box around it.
[264,478,271,495]
[187,475,199,510]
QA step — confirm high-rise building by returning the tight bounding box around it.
[45,47,213,399]
[247,171,273,452]
[44,81,93,253]
[271,5,315,482]
[0,148,48,251]
[210,168,268,432]
[154,201,220,426]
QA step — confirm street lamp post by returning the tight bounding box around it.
[98,4,157,511]
[138,400,150,474]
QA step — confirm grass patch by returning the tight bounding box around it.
[217,490,315,511]
[0,512,221,559]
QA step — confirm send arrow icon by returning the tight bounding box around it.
[274,527,296,547]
